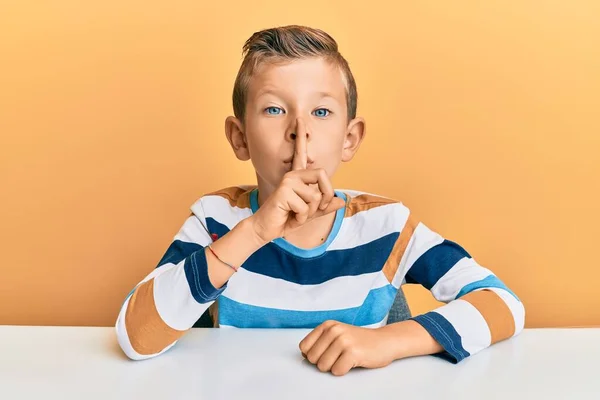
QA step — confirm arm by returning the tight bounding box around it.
[115,204,264,360]
[117,117,346,360]
[299,213,525,375]
[399,220,526,363]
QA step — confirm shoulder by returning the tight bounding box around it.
[330,189,419,253]
[190,185,256,218]
[340,189,410,219]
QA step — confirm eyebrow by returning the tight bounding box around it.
[255,88,339,102]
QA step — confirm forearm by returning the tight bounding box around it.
[206,216,267,288]
[377,320,443,360]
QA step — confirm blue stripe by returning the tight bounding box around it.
[219,284,398,328]
[405,240,470,289]
[250,189,347,258]
[457,275,520,301]
[412,312,470,363]
[183,249,226,304]
[206,217,399,285]
[156,240,202,268]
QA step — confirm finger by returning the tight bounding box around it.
[291,117,308,171]
[289,180,321,219]
[330,350,356,377]
[299,320,337,356]
[296,169,335,208]
[316,336,346,373]
[283,188,310,225]
[313,196,346,219]
[306,325,344,366]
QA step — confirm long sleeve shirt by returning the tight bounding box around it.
[116,186,525,362]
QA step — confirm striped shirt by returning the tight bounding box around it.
[116,186,525,362]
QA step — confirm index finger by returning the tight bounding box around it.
[292,117,308,171]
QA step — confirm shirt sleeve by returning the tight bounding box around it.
[115,200,225,360]
[401,216,525,363]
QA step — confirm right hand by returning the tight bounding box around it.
[250,118,346,244]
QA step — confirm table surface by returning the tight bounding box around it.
[0,326,598,400]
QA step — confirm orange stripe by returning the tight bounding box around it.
[206,186,255,209]
[237,190,252,209]
[462,290,516,344]
[125,279,187,355]
[344,193,397,218]
[382,214,419,282]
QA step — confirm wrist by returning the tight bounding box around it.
[238,216,270,249]
[374,325,408,362]
[244,214,273,247]
[377,320,443,360]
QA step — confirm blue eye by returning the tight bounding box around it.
[265,106,284,115]
[313,108,331,118]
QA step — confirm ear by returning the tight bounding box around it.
[341,117,366,162]
[225,116,250,161]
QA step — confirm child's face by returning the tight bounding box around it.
[226,57,365,193]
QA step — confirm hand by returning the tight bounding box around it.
[250,118,346,243]
[299,320,395,376]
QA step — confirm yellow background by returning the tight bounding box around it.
[1,1,599,327]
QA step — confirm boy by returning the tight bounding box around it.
[116,25,524,376]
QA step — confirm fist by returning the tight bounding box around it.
[299,320,395,376]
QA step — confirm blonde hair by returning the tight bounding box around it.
[232,25,358,121]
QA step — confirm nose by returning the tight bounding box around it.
[287,130,311,142]
[286,118,311,142]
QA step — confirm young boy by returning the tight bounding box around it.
[116,25,525,376]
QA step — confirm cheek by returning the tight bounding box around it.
[245,124,283,158]
[313,125,346,154]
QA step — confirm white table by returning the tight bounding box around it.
[0,327,598,399]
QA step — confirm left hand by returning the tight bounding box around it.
[299,320,395,376]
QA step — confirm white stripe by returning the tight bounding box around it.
[221,269,388,311]
[433,299,492,356]
[393,222,444,287]
[153,259,213,331]
[488,287,526,337]
[122,263,178,311]
[140,262,178,285]
[329,203,409,251]
[115,296,176,360]
[194,195,253,231]
[430,257,493,302]
[173,215,212,246]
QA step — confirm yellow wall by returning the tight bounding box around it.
[1,1,599,327]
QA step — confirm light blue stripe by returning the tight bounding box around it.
[456,275,520,301]
[219,284,397,329]
[250,188,347,258]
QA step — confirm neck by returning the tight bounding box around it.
[255,174,280,207]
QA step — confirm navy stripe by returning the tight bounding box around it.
[156,239,202,268]
[405,240,470,289]
[206,217,399,285]
[457,275,520,301]
[412,312,470,363]
[183,250,226,304]
[205,217,232,242]
[219,285,397,328]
